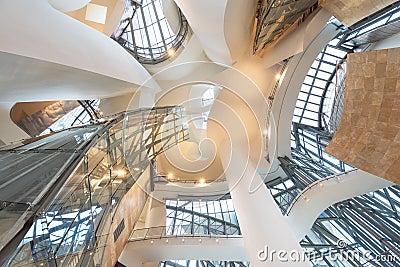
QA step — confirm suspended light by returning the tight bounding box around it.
[167,48,175,57]
[115,169,127,177]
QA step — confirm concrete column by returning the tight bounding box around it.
[219,142,310,266]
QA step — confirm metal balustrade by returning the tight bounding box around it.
[129,226,242,242]
[0,106,189,267]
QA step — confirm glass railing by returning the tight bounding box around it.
[129,226,242,242]
[0,106,189,267]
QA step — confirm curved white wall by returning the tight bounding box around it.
[48,0,91,12]
[0,0,158,90]
[286,170,393,241]
[120,236,247,266]
[174,0,232,65]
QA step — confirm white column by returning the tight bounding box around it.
[219,142,311,267]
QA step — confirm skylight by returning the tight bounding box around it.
[113,0,188,64]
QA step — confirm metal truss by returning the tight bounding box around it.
[292,36,352,130]
[2,106,189,267]
[165,199,240,236]
[266,153,400,266]
[291,123,352,173]
[253,0,320,55]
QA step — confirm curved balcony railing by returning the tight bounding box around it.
[129,226,242,242]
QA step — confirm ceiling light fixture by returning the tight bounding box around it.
[115,169,127,177]
[167,48,175,57]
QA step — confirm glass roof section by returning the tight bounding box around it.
[292,36,352,130]
[165,199,240,236]
[112,0,188,64]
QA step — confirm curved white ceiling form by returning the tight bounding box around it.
[223,0,257,61]
[149,61,270,195]
[153,83,225,183]
[64,0,126,36]
[162,0,181,34]
[0,51,138,102]
[0,0,159,92]
[144,35,209,81]
[48,0,91,12]
[174,0,232,65]
[286,170,393,241]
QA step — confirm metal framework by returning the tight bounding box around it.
[293,3,400,135]
[112,0,189,64]
[152,200,246,267]
[165,199,240,236]
[266,152,400,266]
[253,0,320,55]
[291,123,352,173]
[292,36,352,130]
[0,106,189,267]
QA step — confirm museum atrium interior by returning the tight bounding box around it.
[0,0,399,266]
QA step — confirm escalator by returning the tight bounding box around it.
[0,106,188,267]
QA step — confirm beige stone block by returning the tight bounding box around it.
[386,63,399,78]
[388,48,400,63]
[375,63,386,77]
[384,78,397,92]
[386,160,400,184]
[366,50,377,63]
[362,62,376,77]
[377,49,388,63]
[374,77,385,91]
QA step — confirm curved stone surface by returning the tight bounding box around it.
[325,48,400,184]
